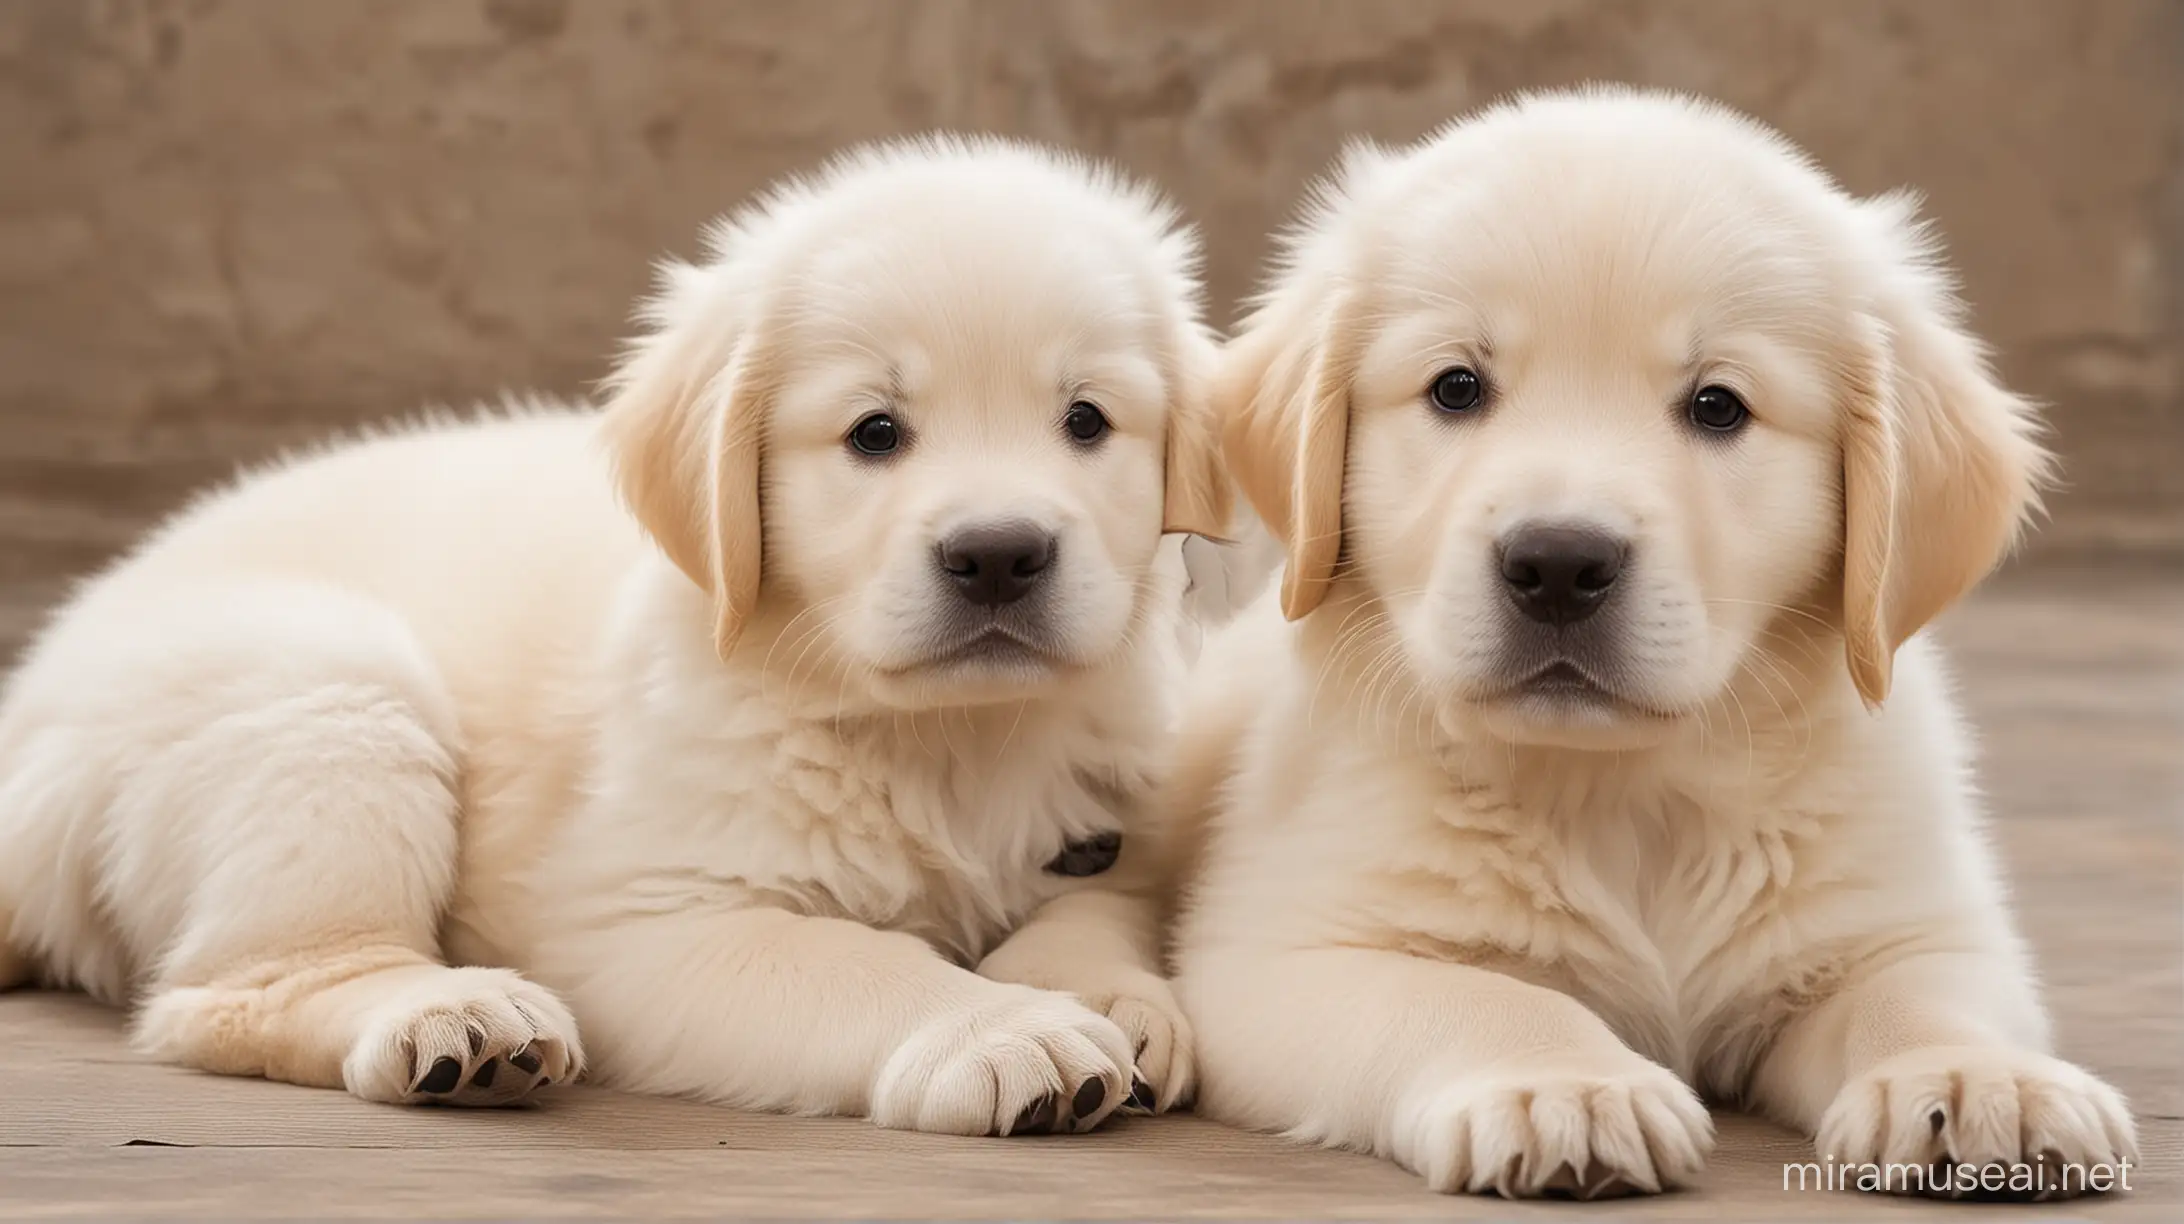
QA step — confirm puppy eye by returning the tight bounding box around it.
[1428,367,1485,414]
[1689,385,1751,434]
[847,412,902,456]
[1063,400,1110,444]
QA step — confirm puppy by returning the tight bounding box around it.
[0,138,1222,1133]
[1169,89,2137,1198]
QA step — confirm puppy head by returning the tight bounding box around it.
[601,138,1228,711]
[1222,89,2049,748]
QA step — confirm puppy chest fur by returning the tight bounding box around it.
[533,599,1166,967]
[1205,694,1977,1098]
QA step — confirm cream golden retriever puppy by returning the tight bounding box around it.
[1169,89,2138,1199]
[0,138,1222,1133]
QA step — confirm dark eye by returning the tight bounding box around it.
[1428,366,1485,414]
[1063,400,1110,444]
[848,412,901,456]
[1689,385,1750,434]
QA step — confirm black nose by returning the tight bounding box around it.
[937,521,1056,607]
[1499,524,1627,626]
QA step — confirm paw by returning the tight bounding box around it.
[1394,1053,1713,1198]
[344,967,584,1106]
[1817,1045,2138,1200]
[871,986,1134,1136]
[1060,971,1196,1114]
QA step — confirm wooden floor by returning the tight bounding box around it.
[2,566,2179,1219]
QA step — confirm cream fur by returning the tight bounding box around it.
[1171,89,2135,1200]
[0,138,1218,1132]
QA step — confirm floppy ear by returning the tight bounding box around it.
[1839,196,2054,707]
[1160,331,1238,542]
[598,264,772,659]
[1215,287,1364,620]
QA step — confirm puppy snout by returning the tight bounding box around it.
[936,520,1056,608]
[1498,523,1627,626]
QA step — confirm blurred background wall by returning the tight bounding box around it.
[2,0,2178,639]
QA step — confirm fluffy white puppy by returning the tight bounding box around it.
[0,138,1224,1133]
[1169,89,2138,1198]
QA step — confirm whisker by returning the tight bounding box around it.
[1703,598,1834,632]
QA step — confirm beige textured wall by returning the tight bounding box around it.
[2,0,2179,598]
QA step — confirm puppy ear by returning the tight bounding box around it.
[1216,288,1362,621]
[598,263,771,659]
[1160,331,1237,542]
[1839,195,2053,707]
[1216,141,1388,621]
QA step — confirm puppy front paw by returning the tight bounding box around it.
[1394,1052,1712,1198]
[291,967,583,1106]
[1817,1045,2138,1199]
[1051,970,1195,1114]
[870,986,1134,1136]
[975,947,1196,1113]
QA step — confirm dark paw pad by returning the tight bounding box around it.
[1008,1094,1058,1136]
[1535,1161,1639,1201]
[1070,1078,1107,1122]
[1126,1077,1156,1112]
[416,1057,463,1095]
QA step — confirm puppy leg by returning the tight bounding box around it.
[1750,952,2137,1198]
[1180,948,1712,1197]
[548,906,1136,1135]
[1,586,579,1104]
[979,888,1195,1112]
